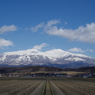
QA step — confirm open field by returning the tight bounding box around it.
[62,71,85,75]
[0,77,95,95]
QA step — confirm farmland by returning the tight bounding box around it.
[0,77,95,95]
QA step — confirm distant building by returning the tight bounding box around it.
[0,74,2,77]
[83,74,93,78]
[66,75,72,78]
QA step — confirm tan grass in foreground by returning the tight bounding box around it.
[0,77,95,95]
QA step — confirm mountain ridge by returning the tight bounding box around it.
[0,49,95,68]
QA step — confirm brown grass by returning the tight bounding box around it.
[0,77,95,95]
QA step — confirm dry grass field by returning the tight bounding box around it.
[0,77,95,95]
[62,71,85,75]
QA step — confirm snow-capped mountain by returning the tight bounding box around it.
[0,49,95,68]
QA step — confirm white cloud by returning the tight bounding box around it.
[31,20,60,32]
[30,20,95,43]
[86,49,94,52]
[45,22,95,43]
[89,49,94,52]
[31,22,44,32]
[0,38,13,47]
[0,25,17,34]
[33,43,48,50]
[46,19,60,27]
[68,47,94,53]
[68,47,84,53]
[44,20,60,31]
[64,22,67,25]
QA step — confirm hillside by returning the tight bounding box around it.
[0,49,95,68]
[0,66,63,74]
[0,66,95,74]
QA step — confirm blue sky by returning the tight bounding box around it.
[0,0,95,57]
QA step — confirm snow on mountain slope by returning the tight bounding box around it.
[3,48,89,58]
[64,57,85,61]
[0,48,94,68]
